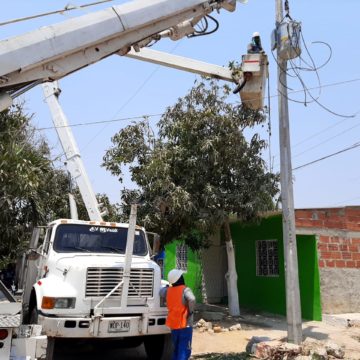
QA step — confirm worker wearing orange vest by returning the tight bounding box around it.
[160,269,195,360]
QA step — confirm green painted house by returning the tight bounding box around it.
[163,213,322,321]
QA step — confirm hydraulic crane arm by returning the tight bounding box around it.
[0,0,238,109]
[41,51,236,222]
[125,48,234,82]
[42,81,105,221]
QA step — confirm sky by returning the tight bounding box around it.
[1,0,360,210]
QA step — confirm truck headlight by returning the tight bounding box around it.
[41,297,76,309]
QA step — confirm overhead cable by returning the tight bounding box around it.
[293,141,360,171]
[0,0,114,27]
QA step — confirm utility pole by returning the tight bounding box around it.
[275,0,302,344]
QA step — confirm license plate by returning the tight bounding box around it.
[108,320,130,333]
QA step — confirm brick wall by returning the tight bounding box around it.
[295,206,360,313]
[295,207,360,269]
[316,235,360,269]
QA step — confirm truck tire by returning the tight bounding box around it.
[29,307,39,324]
[143,334,173,360]
[46,337,55,360]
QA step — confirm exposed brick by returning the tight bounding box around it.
[352,253,360,260]
[340,238,352,245]
[339,244,348,252]
[295,210,313,219]
[321,251,333,259]
[347,225,360,232]
[321,251,341,260]
[314,212,326,220]
[318,260,325,268]
[296,220,318,228]
[342,252,352,260]
[324,220,345,229]
[332,208,345,216]
[344,208,360,217]
[319,235,330,244]
[348,245,358,252]
[326,260,336,267]
[318,243,328,251]
[352,238,360,245]
[332,252,342,259]
[335,260,346,268]
[356,261,360,268]
[346,261,356,268]
[330,236,340,243]
[328,244,339,251]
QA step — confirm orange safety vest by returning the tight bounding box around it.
[165,285,188,330]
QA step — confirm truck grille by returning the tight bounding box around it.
[86,267,154,298]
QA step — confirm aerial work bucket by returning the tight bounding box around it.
[239,53,268,110]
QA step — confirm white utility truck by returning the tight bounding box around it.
[20,216,170,359]
[0,0,267,358]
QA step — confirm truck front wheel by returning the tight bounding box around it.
[29,307,39,324]
[143,334,173,360]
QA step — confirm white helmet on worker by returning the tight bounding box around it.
[168,269,184,285]
[252,31,260,37]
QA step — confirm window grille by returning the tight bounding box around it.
[176,244,188,272]
[256,240,279,277]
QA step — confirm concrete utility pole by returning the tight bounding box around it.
[275,0,303,344]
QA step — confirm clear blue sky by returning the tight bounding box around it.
[2,0,360,209]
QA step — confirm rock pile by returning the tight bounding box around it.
[246,337,345,359]
[195,318,242,333]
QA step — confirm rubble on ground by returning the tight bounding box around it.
[195,318,242,333]
[347,319,360,328]
[246,336,345,359]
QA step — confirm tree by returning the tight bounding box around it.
[103,79,279,315]
[0,105,70,267]
[0,104,121,270]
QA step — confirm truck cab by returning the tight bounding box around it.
[21,219,170,357]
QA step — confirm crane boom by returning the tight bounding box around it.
[126,47,234,82]
[0,0,237,107]
[42,81,104,221]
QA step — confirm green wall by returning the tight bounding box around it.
[231,214,322,321]
[164,242,203,302]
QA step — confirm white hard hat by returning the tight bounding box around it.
[253,31,260,37]
[168,269,184,284]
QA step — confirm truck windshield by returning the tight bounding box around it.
[53,224,148,256]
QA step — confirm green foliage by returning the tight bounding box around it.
[0,105,122,268]
[103,79,279,250]
[0,105,70,267]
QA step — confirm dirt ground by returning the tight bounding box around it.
[191,308,360,360]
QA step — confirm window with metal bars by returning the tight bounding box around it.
[256,240,279,277]
[176,244,188,272]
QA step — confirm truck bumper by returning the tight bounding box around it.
[38,313,169,338]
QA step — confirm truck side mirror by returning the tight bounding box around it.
[29,227,45,249]
[26,249,41,261]
[146,232,161,256]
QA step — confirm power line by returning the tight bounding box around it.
[293,141,360,171]
[291,115,360,160]
[0,0,114,27]
[272,106,360,166]
[3,76,357,136]
[37,113,162,131]
[331,195,360,207]
[80,41,182,152]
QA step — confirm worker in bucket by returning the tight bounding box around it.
[160,269,196,360]
[247,31,264,53]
